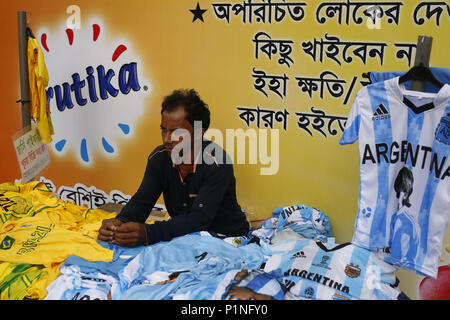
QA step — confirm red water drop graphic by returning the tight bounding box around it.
[112,44,127,62]
[66,28,74,45]
[41,33,49,52]
[93,24,100,42]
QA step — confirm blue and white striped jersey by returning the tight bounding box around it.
[340,76,450,278]
[170,269,285,300]
[272,204,333,241]
[231,269,285,300]
[262,239,401,300]
[115,234,268,299]
[250,204,333,244]
[45,265,117,300]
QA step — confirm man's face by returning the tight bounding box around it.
[160,106,194,153]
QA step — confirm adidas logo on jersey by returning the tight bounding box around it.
[292,250,306,259]
[372,104,391,121]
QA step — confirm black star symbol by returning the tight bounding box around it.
[190,2,207,22]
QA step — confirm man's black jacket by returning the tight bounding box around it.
[116,140,250,245]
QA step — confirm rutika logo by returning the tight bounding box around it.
[38,19,151,165]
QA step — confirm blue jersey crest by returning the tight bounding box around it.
[435,114,450,145]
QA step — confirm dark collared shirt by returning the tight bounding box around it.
[116,140,250,245]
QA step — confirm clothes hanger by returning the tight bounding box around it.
[26,26,35,39]
[25,11,35,39]
[399,63,444,113]
[360,72,372,87]
[399,64,444,89]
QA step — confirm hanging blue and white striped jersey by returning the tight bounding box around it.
[262,239,401,300]
[340,76,450,278]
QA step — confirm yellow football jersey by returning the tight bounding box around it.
[26,262,62,300]
[0,214,113,265]
[0,181,56,225]
[0,181,115,230]
[0,181,119,299]
[27,37,54,144]
[0,181,53,195]
[0,262,50,300]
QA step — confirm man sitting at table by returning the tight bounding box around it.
[98,89,249,246]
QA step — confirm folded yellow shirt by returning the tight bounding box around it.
[0,262,47,300]
[0,213,113,266]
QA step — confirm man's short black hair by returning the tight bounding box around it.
[161,89,210,131]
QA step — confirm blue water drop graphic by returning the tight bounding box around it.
[55,139,66,152]
[118,123,130,135]
[80,138,89,162]
[102,137,114,153]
